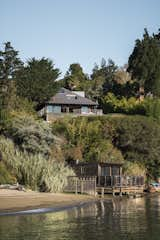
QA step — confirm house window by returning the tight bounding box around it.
[81,106,89,114]
[53,106,61,113]
[47,105,61,113]
[47,105,53,113]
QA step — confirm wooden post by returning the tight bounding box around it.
[101,187,104,198]
[75,178,78,194]
[94,177,97,196]
[81,179,83,194]
[111,176,113,187]
[120,166,122,176]
[113,189,115,196]
[104,176,106,186]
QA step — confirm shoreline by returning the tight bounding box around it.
[0,189,97,215]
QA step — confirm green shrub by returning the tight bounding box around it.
[101,92,145,115]
[143,97,160,119]
[6,114,54,156]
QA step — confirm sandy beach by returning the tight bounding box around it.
[0,189,95,213]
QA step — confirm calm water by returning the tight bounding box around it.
[0,195,160,240]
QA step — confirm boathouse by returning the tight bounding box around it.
[66,162,145,196]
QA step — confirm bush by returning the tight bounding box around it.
[143,97,160,119]
[6,114,54,156]
[101,92,145,115]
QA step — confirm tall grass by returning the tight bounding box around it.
[41,162,74,192]
[0,162,15,184]
[0,136,74,192]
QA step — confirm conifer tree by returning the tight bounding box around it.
[128,29,160,97]
[0,42,22,121]
[15,58,60,109]
[64,63,89,91]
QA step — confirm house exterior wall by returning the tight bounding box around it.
[44,104,103,121]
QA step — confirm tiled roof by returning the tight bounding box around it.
[48,88,98,106]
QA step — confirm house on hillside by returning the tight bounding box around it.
[39,88,103,121]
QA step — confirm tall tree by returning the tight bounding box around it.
[15,58,60,109]
[0,42,22,121]
[64,63,89,91]
[127,29,160,97]
[89,61,106,101]
[102,59,118,94]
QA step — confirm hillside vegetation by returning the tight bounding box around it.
[1,29,160,190]
[52,115,160,178]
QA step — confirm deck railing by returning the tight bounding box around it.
[65,175,145,196]
[65,176,96,195]
[97,175,144,187]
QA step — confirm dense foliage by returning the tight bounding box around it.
[0,42,23,122]
[52,115,160,178]
[128,29,160,96]
[15,58,60,109]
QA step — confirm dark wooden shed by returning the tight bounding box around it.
[71,162,123,177]
[66,162,145,195]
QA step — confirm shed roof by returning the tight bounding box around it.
[48,88,98,106]
[69,161,123,167]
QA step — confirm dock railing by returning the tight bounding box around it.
[97,175,144,187]
[65,176,97,195]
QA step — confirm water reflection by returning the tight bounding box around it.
[0,195,160,240]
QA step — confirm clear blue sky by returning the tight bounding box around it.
[1,0,160,76]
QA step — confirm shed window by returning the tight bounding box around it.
[101,166,110,176]
[112,166,120,176]
[81,166,86,175]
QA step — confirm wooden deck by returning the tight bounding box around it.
[96,175,145,196]
[65,176,145,196]
[96,186,144,197]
